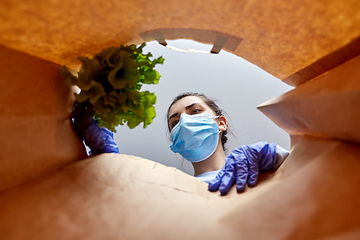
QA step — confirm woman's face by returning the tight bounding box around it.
[167,96,217,131]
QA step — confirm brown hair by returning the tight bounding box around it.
[167,92,229,151]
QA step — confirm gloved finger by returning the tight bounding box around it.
[84,122,120,154]
[208,169,225,192]
[247,158,259,187]
[73,101,95,135]
[82,104,94,123]
[235,158,248,192]
[218,164,236,195]
[72,100,88,120]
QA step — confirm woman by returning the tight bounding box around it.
[167,92,289,194]
[73,93,289,194]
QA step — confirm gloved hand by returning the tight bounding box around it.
[73,101,119,154]
[208,142,280,194]
[73,100,94,137]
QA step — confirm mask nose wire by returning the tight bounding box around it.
[177,113,221,127]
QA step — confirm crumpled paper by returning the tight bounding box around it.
[0,45,87,192]
[1,135,360,239]
[1,0,360,239]
[0,0,360,86]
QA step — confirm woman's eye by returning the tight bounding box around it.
[192,109,201,114]
[172,120,179,128]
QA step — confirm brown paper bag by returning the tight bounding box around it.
[1,135,360,239]
[0,45,87,192]
[1,0,360,85]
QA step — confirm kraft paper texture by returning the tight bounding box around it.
[0,136,360,239]
[0,45,87,192]
[1,0,360,239]
[258,54,360,145]
[0,0,360,86]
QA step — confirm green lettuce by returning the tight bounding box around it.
[61,43,164,132]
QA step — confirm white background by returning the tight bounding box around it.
[114,40,294,175]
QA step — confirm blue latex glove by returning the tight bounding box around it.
[208,142,277,194]
[73,101,119,154]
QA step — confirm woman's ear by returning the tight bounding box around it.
[218,116,227,132]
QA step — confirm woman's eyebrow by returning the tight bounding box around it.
[185,103,197,110]
[168,112,179,121]
[168,103,200,121]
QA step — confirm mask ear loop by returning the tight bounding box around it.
[212,115,223,134]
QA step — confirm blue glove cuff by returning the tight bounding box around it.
[242,142,277,171]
